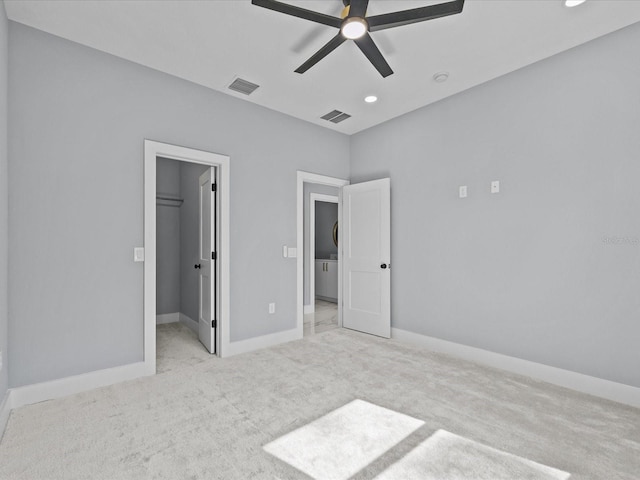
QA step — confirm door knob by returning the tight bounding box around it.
[380,263,387,269]
[194,264,201,269]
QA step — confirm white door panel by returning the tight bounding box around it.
[342,178,390,338]
[198,168,216,353]
[348,189,381,259]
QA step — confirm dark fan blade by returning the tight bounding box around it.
[348,0,370,18]
[354,33,393,78]
[367,0,465,32]
[252,0,342,29]
[295,33,347,74]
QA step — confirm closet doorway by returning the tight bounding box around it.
[143,140,230,374]
[155,157,216,356]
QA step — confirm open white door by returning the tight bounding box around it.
[342,178,391,338]
[198,168,217,353]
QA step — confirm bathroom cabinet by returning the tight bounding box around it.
[315,259,338,302]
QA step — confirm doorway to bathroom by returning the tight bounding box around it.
[296,171,391,340]
[307,193,339,335]
[297,172,349,338]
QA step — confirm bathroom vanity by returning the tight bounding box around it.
[315,259,338,302]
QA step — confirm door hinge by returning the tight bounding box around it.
[212,183,217,192]
[212,319,217,328]
[211,251,216,260]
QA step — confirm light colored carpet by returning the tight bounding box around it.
[0,325,639,479]
[264,399,424,479]
[155,321,210,374]
[374,429,570,480]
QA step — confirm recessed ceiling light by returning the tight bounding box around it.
[341,17,368,40]
[364,96,378,103]
[565,0,587,7]
[433,72,449,83]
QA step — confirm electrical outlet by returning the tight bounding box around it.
[269,303,276,314]
[459,186,468,198]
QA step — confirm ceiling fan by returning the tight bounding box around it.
[251,0,466,78]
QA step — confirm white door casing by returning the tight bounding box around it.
[144,140,229,370]
[198,168,216,354]
[342,178,391,338]
[296,172,349,337]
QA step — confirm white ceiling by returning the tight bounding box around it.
[4,0,640,135]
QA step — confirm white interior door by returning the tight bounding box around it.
[342,178,391,338]
[198,168,216,353]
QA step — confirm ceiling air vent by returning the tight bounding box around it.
[228,77,260,96]
[321,110,351,124]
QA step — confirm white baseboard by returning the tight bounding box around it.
[156,312,180,325]
[9,361,154,411]
[224,328,300,357]
[1,325,301,437]
[304,305,314,314]
[392,328,640,408]
[179,313,198,333]
[0,390,11,441]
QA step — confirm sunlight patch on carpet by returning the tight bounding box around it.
[374,429,571,480]
[263,399,425,480]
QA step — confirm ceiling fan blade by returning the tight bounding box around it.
[354,33,393,78]
[291,3,345,53]
[367,0,465,32]
[252,0,342,29]
[348,0,370,18]
[295,33,347,74]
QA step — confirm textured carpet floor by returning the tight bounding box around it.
[264,399,425,479]
[374,429,570,480]
[0,324,639,479]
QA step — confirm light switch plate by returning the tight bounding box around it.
[491,181,500,194]
[134,247,145,262]
[283,246,297,258]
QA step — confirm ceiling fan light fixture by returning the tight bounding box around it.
[565,0,587,7]
[341,17,368,40]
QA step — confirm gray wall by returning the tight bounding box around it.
[180,162,209,323]
[303,184,340,306]
[8,23,349,387]
[351,23,640,388]
[156,158,181,315]
[0,4,8,401]
[7,14,637,391]
[315,202,338,260]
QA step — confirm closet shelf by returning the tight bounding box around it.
[156,195,184,208]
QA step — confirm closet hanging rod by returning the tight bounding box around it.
[156,195,184,207]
